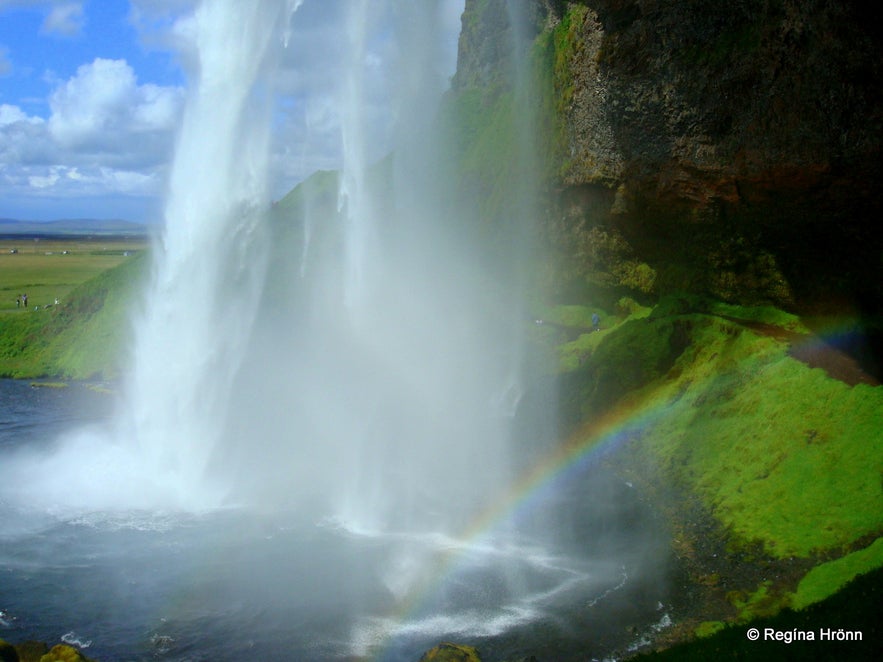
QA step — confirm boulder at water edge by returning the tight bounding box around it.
[38,644,94,662]
[0,639,18,662]
[419,642,482,662]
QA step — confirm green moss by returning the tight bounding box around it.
[708,300,808,332]
[729,581,790,622]
[565,298,883,559]
[613,260,657,294]
[615,296,652,319]
[635,566,882,660]
[791,537,883,610]
[540,304,597,329]
[438,8,564,236]
[694,620,726,638]
[557,331,603,372]
[642,318,882,557]
[38,644,94,662]
[551,5,589,113]
[591,315,690,407]
[533,301,658,374]
[418,642,481,662]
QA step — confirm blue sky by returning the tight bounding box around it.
[0,0,463,222]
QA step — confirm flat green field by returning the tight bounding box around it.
[0,238,147,313]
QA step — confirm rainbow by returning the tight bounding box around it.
[368,313,878,657]
[369,391,666,659]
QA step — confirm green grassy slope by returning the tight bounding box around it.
[535,294,882,640]
[0,251,148,379]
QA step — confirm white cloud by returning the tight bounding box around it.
[0,104,53,167]
[48,57,183,157]
[101,166,156,193]
[48,58,137,146]
[40,1,83,36]
[28,167,60,188]
[0,1,84,36]
[14,163,161,197]
[127,0,197,56]
[0,103,43,126]
[0,1,466,220]
[0,59,179,215]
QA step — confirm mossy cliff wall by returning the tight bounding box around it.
[453,0,883,316]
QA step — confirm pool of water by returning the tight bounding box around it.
[0,379,672,661]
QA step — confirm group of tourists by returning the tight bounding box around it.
[14,294,60,311]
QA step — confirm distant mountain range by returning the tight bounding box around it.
[0,218,149,236]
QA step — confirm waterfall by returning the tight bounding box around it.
[207,0,525,533]
[4,0,528,532]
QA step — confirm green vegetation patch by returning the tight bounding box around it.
[557,331,604,373]
[0,238,144,312]
[791,537,883,610]
[0,251,148,379]
[694,620,726,639]
[636,566,882,661]
[568,297,883,559]
[729,580,788,622]
[650,325,881,557]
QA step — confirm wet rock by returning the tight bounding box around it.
[37,644,93,662]
[13,641,48,662]
[418,642,482,662]
[0,639,19,662]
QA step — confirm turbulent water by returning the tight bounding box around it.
[0,1,672,659]
[0,380,670,661]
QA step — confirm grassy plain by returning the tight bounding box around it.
[0,237,146,313]
[0,238,148,379]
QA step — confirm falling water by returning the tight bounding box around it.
[0,0,303,513]
[119,0,303,508]
[198,0,527,535]
[59,0,306,517]
[0,0,541,554]
[1,0,532,530]
[0,3,675,659]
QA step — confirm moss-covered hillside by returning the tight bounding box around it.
[445,4,883,646]
[529,293,882,652]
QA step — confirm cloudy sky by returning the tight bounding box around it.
[0,0,464,222]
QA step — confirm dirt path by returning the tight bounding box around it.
[721,316,880,387]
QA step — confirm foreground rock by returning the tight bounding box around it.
[419,642,482,662]
[0,640,95,662]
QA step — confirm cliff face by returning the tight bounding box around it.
[454,0,883,316]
